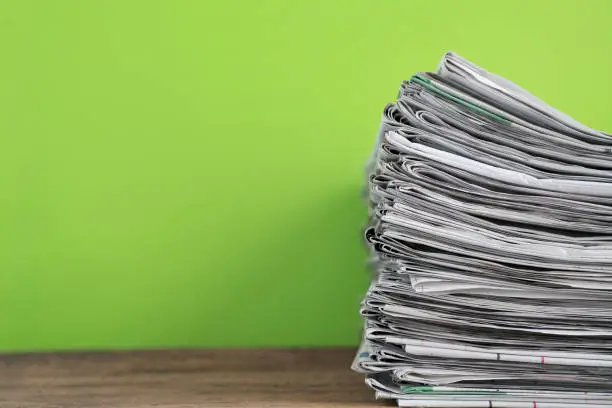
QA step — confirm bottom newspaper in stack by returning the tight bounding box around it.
[353,52,612,408]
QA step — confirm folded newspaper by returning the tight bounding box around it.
[353,52,612,408]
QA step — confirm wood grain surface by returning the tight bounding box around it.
[0,348,381,407]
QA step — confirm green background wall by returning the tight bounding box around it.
[1,0,611,351]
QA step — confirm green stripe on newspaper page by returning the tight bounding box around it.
[401,386,506,395]
[410,74,511,125]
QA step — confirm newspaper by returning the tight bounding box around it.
[353,52,612,407]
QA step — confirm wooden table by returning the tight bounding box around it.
[0,348,380,407]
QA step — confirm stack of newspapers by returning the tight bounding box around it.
[352,52,612,408]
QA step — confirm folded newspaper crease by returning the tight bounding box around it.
[354,52,612,408]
